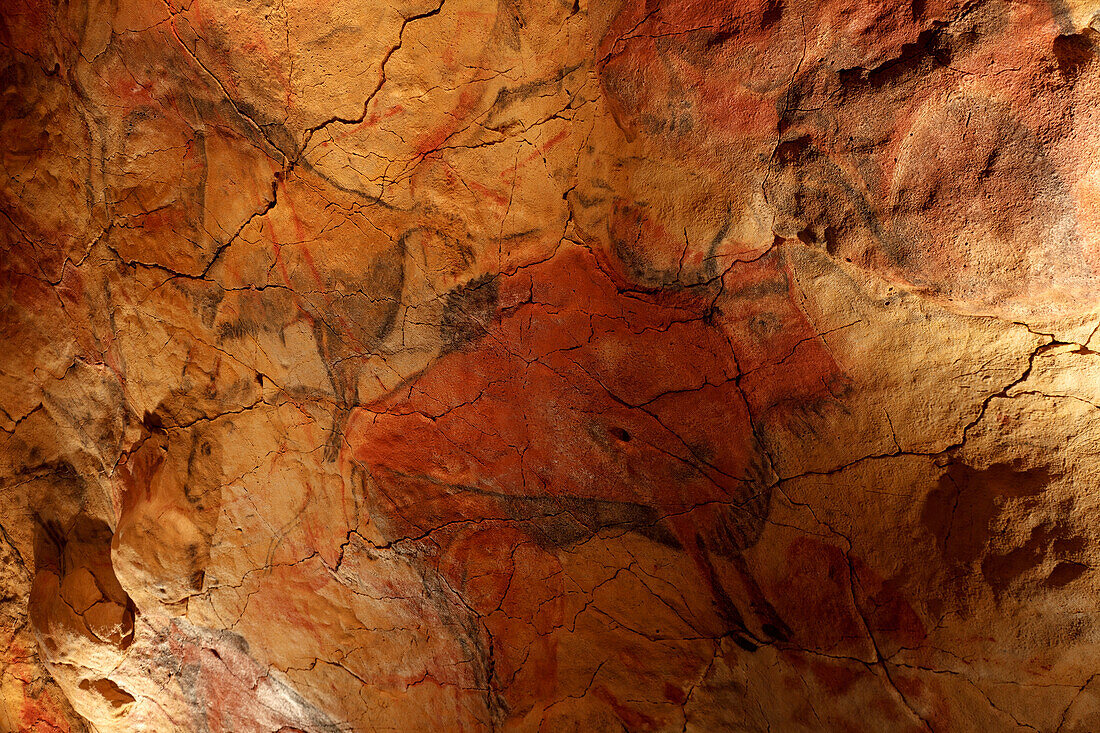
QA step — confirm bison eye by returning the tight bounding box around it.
[609,427,631,442]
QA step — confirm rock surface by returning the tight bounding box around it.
[4,0,1100,730]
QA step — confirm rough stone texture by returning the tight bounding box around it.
[3,0,1100,730]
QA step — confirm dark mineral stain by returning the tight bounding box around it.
[734,636,758,652]
[441,275,500,352]
[762,622,789,641]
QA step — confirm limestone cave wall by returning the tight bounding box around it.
[3,0,1100,730]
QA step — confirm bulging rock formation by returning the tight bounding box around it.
[3,0,1100,730]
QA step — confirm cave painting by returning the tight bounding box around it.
[6,0,1100,730]
[342,237,848,719]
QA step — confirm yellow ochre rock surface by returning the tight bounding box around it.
[4,0,1100,730]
